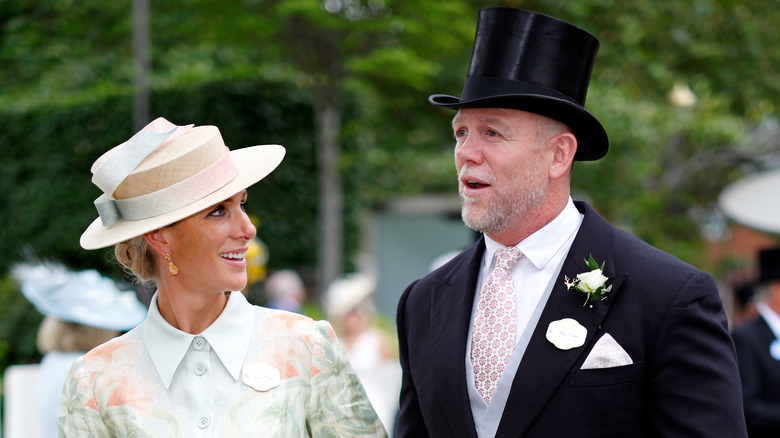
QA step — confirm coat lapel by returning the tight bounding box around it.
[428,238,486,438]
[495,202,628,437]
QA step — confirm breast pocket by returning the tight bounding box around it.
[568,361,644,387]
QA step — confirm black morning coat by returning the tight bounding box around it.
[396,201,747,437]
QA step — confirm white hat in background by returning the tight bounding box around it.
[323,273,377,322]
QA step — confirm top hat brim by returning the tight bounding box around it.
[80,145,285,250]
[429,92,608,161]
[758,246,780,284]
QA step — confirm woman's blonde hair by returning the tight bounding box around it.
[36,316,118,353]
[115,235,157,283]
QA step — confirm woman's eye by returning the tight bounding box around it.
[209,206,225,217]
[241,201,248,212]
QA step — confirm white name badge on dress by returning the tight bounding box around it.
[242,362,281,391]
[546,318,587,350]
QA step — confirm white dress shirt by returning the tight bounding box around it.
[466,197,583,438]
[757,301,780,340]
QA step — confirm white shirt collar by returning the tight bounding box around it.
[757,301,780,340]
[484,197,582,270]
[143,291,255,389]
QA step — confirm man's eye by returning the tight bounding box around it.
[455,129,467,138]
[487,129,499,137]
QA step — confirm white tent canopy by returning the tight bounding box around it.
[718,167,780,235]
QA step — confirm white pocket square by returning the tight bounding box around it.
[580,333,633,369]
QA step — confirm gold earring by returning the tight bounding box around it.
[165,253,179,276]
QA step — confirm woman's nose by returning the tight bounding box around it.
[237,211,257,241]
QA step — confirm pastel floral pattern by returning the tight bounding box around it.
[59,308,387,437]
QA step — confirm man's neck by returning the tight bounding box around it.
[487,194,569,247]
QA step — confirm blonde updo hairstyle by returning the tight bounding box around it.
[115,235,158,283]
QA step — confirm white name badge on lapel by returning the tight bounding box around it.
[546,318,587,350]
[242,362,281,392]
[770,340,780,361]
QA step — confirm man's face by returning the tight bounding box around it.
[453,107,554,237]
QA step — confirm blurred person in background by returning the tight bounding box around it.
[264,269,306,313]
[323,272,400,435]
[733,247,780,437]
[11,261,146,438]
[60,117,386,437]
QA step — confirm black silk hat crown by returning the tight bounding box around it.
[759,247,780,284]
[430,7,608,161]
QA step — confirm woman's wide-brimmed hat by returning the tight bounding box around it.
[80,117,285,250]
[429,7,608,161]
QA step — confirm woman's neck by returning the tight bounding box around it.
[155,280,229,334]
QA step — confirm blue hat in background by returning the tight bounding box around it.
[11,262,147,331]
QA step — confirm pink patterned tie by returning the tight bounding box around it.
[471,246,523,403]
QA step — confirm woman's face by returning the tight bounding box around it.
[162,190,257,294]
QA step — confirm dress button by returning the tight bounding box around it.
[193,337,206,350]
[198,416,209,429]
[194,363,207,376]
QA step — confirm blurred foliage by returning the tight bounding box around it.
[0,275,43,372]
[1,0,780,370]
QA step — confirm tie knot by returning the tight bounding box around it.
[495,246,523,271]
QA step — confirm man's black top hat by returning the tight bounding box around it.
[429,7,608,161]
[759,247,780,284]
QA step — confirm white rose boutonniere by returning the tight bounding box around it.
[565,255,612,306]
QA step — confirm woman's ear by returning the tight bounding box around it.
[143,229,169,258]
[549,132,577,180]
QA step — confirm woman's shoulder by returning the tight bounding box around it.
[252,306,336,340]
[76,328,145,370]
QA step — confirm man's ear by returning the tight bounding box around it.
[143,229,169,258]
[549,132,577,180]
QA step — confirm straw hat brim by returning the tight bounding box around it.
[80,145,285,250]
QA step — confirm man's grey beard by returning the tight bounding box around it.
[459,170,546,236]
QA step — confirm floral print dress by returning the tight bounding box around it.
[59,291,388,437]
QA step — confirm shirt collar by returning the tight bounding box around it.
[484,197,583,270]
[757,301,780,340]
[143,291,255,389]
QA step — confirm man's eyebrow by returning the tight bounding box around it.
[452,115,512,130]
[451,114,463,128]
[480,117,511,129]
